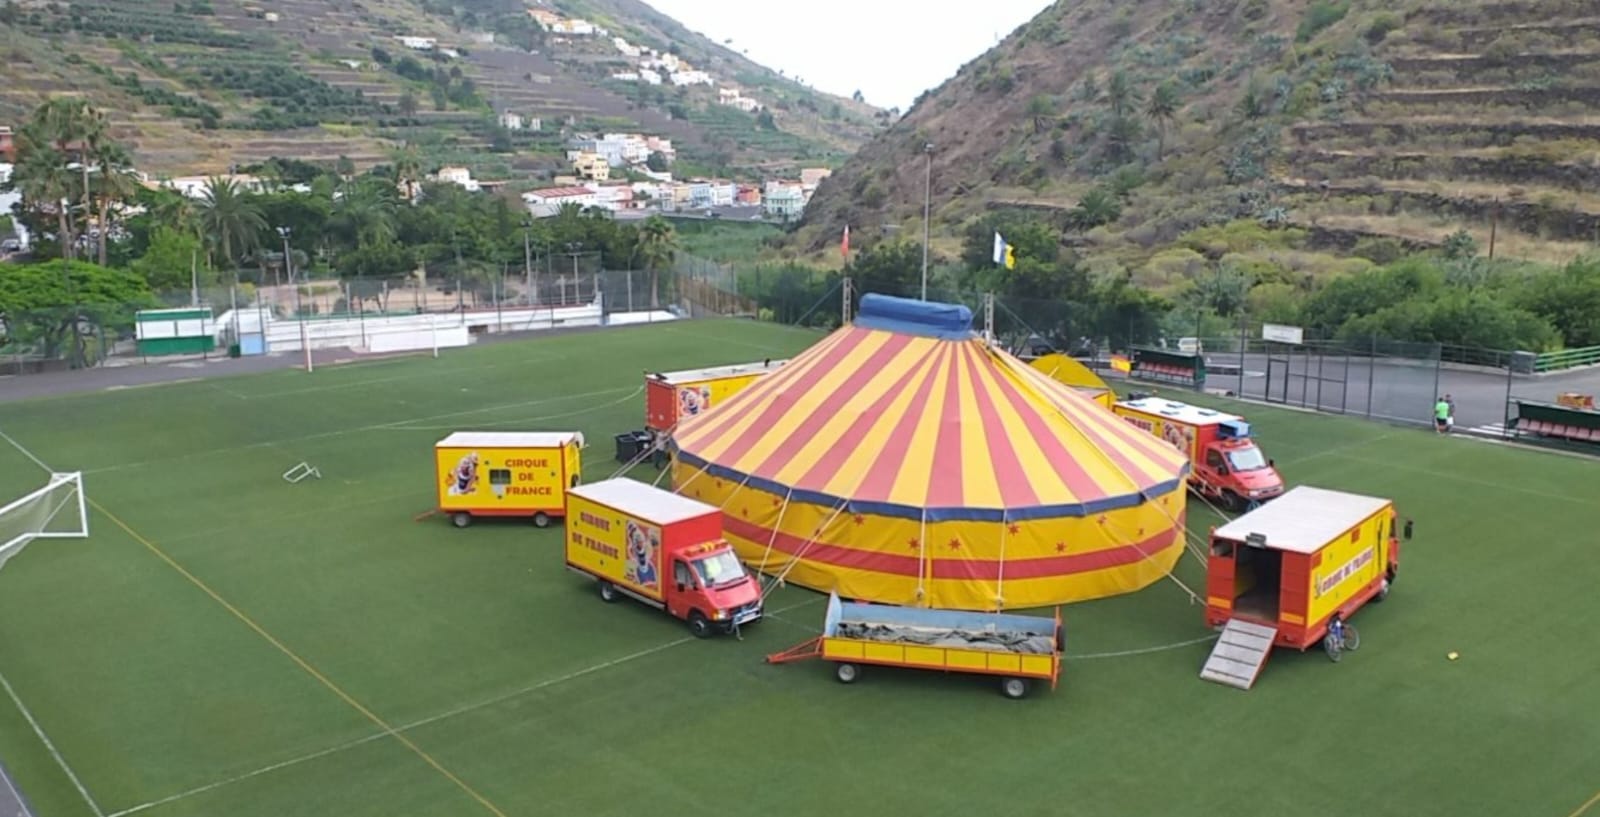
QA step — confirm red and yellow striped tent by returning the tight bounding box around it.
[670,294,1191,611]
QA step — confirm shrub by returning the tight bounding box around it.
[1365,12,1401,44]
[1297,1,1349,43]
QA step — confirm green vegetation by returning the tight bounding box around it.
[0,322,1596,817]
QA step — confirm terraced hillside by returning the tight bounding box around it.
[0,0,876,179]
[1278,0,1600,262]
[796,0,1600,268]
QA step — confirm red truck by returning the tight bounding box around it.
[564,478,764,637]
[1112,396,1285,511]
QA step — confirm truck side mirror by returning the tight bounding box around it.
[1268,459,1275,469]
[1403,520,1414,541]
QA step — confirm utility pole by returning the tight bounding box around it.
[523,224,533,306]
[921,142,933,301]
[280,226,311,373]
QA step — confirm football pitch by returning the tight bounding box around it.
[0,319,1596,817]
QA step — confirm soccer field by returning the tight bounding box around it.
[0,319,1596,817]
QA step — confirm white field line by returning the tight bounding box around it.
[105,596,824,817]
[83,385,640,476]
[1330,451,1593,506]
[377,385,644,432]
[240,352,563,400]
[0,428,51,474]
[0,669,104,817]
[203,382,250,401]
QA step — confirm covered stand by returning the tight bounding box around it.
[670,293,1191,611]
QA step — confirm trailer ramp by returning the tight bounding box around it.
[1200,619,1278,690]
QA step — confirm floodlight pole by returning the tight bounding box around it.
[920,142,933,301]
[281,226,312,373]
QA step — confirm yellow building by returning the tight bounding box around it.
[572,151,610,181]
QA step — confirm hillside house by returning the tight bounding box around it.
[571,151,610,181]
[718,88,762,113]
[597,182,638,210]
[611,71,641,82]
[800,167,833,190]
[163,174,267,198]
[613,37,641,57]
[670,70,713,87]
[763,184,805,220]
[498,112,527,130]
[431,166,480,192]
[527,9,561,29]
[639,69,663,85]
[736,184,761,205]
[523,186,601,218]
[396,35,436,50]
[645,136,675,161]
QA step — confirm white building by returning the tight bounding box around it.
[638,68,663,85]
[709,181,737,207]
[432,166,481,192]
[645,136,675,161]
[162,174,268,199]
[396,36,436,50]
[611,71,640,82]
[498,112,526,130]
[613,37,641,57]
[763,184,805,220]
[523,186,602,218]
[670,70,713,87]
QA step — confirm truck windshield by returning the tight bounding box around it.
[693,552,748,587]
[1227,447,1269,471]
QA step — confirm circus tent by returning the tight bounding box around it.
[669,294,1191,611]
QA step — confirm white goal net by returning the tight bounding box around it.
[0,472,89,572]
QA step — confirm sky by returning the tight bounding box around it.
[643,0,1054,110]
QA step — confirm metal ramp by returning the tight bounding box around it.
[1200,619,1278,690]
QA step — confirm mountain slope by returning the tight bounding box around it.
[797,0,1600,268]
[0,0,879,178]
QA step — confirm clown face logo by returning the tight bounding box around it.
[1161,423,1194,455]
[446,452,479,496]
[623,519,660,590]
[677,385,712,418]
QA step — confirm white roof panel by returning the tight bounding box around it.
[567,478,720,525]
[650,359,787,386]
[1115,398,1242,426]
[1214,486,1392,554]
[436,431,585,449]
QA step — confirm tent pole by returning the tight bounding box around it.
[917,509,928,605]
[995,510,1008,612]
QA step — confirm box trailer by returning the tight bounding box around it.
[1198,486,1411,690]
[565,478,763,638]
[644,359,787,434]
[767,593,1063,699]
[435,431,584,528]
[1112,396,1285,510]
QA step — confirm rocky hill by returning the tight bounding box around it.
[797,0,1600,269]
[0,0,879,179]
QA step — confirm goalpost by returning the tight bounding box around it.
[0,472,89,572]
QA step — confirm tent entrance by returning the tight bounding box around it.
[1232,545,1282,622]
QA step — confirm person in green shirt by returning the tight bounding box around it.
[1434,396,1450,433]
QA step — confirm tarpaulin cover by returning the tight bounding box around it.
[670,297,1190,610]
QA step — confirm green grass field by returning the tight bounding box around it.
[0,320,1596,817]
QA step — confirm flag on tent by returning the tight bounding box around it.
[841,225,850,261]
[992,231,1017,270]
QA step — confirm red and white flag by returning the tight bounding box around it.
[840,224,850,261]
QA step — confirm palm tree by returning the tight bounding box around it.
[199,177,267,269]
[90,142,140,267]
[1145,81,1180,161]
[636,215,677,309]
[391,147,422,201]
[336,187,397,248]
[1103,70,1139,118]
[9,145,78,261]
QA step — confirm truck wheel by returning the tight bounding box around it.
[687,611,714,639]
[533,512,551,528]
[597,581,619,603]
[1374,577,1391,602]
[451,512,472,529]
[834,663,859,684]
[1001,677,1030,699]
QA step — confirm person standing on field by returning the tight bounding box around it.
[1434,396,1450,434]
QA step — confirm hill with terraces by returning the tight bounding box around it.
[0,0,880,180]
[795,0,1600,269]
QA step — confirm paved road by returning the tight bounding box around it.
[1113,350,1600,437]
[0,322,642,405]
[0,761,32,817]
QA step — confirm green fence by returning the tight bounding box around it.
[1533,345,1600,373]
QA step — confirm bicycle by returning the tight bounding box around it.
[1323,616,1361,662]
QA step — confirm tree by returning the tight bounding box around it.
[1144,81,1180,160]
[1104,70,1138,118]
[1026,94,1056,134]
[1066,188,1122,231]
[198,177,267,270]
[756,109,777,130]
[0,260,154,364]
[130,227,206,292]
[398,90,419,117]
[646,151,670,173]
[636,215,677,309]
[852,89,865,103]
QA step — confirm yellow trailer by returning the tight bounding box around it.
[435,431,584,528]
[767,592,1063,699]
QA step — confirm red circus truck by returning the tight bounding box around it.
[564,478,763,638]
[1112,396,1285,511]
[644,359,787,434]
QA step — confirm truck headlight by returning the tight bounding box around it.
[713,609,727,620]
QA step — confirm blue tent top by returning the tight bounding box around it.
[853,293,974,340]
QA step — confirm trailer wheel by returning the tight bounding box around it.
[834,663,859,684]
[687,611,714,639]
[1374,577,1391,602]
[451,512,472,529]
[597,581,619,603]
[533,512,551,528]
[1001,677,1030,699]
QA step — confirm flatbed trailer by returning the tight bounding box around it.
[767,593,1063,699]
